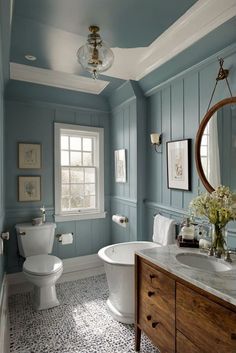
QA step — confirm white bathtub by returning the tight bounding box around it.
[98,241,159,324]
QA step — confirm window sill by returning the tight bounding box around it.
[54,211,107,222]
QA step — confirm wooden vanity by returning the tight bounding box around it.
[135,253,236,353]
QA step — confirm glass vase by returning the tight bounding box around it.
[211,224,227,256]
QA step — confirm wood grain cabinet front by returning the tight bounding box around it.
[176,331,203,353]
[135,257,175,353]
[176,283,236,353]
[135,255,236,353]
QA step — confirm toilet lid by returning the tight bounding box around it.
[23,255,63,276]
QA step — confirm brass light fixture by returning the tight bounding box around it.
[77,25,114,80]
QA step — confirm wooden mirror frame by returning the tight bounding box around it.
[195,96,236,193]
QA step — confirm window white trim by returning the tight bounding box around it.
[54,123,105,222]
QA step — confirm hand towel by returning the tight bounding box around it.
[152,214,175,245]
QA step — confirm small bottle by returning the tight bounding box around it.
[40,206,46,223]
[181,218,194,240]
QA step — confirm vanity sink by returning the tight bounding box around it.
[176,253,232,272]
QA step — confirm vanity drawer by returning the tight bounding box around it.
[139,280,175,335]
[138,260,175,335]
[176,283,236,353]
[139,299,175,353]
[176,331,204,353]
[140,260,175,295]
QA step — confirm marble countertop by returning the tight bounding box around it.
[136,245,236,307]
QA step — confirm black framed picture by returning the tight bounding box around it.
[166,139,191,191]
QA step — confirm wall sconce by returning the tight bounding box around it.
[150,133,162,152]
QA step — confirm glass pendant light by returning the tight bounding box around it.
[77,25,114,79]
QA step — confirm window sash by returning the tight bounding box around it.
[54,123,104,219]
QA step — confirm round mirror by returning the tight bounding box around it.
[195,97,236,193]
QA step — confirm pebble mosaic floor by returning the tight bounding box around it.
[9,274,160,353]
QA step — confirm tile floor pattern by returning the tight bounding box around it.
[9,274,160,353]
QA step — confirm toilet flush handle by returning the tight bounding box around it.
[18,231,26,236]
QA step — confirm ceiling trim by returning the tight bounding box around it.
[10,63,110,95]
[134,0,236,80]
[144,42,236,97]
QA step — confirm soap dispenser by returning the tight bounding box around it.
[40,206,46,223]
[180,218,194,240]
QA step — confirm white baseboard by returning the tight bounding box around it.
[0,275,9,353]
[7,254,105,295]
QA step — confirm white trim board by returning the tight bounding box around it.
[10,63,109,95]
[7,254,105,295]
[134,0,236,80]
[9,0,236,89]
[0,275,9,353]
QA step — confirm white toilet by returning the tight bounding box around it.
[15,222,63,310]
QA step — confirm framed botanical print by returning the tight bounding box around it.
[166,139,191,191]
[18,176,41,202]
[114,149,126,183]
[18,143,41,169]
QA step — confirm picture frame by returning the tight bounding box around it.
[18,176,41,202]
[114,149,126,183]
[166,139,191,191]
[18,143,41,169]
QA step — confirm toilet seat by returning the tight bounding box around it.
[23,254,63,276]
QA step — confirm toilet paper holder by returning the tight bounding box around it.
[56,233,74,242]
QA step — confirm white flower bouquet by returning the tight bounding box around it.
[189,185,236,251]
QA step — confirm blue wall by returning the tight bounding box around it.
[0,0,12,287]
[144,44,236,248]
[5,82,111,273]
[109,81,147,244]
[4,41,236,275]
[0,19,5,286]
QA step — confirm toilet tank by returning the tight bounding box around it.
[15,222,56,257]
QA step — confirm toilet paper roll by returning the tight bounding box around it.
[112,215,127,228]
[61,233,73,245]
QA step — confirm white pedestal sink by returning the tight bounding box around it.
[176,253,232,272]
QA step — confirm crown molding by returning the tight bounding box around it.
[10,63,110,95]
[134,0,236,81]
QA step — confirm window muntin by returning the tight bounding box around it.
[54,123,104,220]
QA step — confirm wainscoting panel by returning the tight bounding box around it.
[5,99,111,274]
[144,48,236,244]
[110,197,137,244]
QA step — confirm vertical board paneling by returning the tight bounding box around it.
[183,72,199,207]
[124,106,130,198]
[5,100,111,273]
[110,90,140,244]
[170,80,184,209]
[144,50,236,248]
[162,86,171,205]
[129,102,137,201]
[0,20,5,284]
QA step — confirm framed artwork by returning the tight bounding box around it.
[18,143,41,169]
[166,139,191,191]
[114,149,126,183]
[18,176,41,202]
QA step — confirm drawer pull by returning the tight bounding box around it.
[150,274,156,280]
[152,322,159,328]
[148,291,155,297]
[146,315,152,321]
[231,333,236,340]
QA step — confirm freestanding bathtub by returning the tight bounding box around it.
[98,241,159,324]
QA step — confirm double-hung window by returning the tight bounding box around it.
[54,123,105,221]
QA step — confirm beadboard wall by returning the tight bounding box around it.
[144,45,236,248]
[4,91,111,273]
